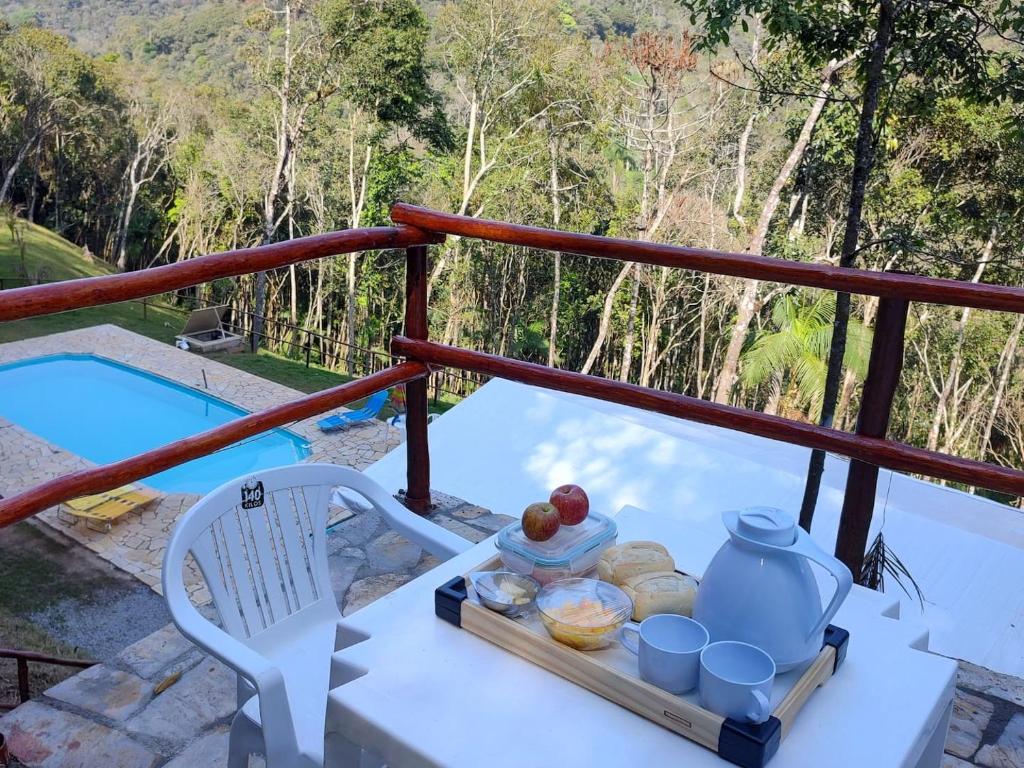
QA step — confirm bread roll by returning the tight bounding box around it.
[596,541,675,585]
[620,571,698,621]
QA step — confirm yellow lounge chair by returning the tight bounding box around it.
[57,485,161,532]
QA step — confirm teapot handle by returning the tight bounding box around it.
[790,531,853,642]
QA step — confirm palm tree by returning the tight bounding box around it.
[741,292,872,420]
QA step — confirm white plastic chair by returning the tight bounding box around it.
[161,463,470,768]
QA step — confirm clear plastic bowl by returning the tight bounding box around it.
[536,577,633,651]
[495,511,618,585]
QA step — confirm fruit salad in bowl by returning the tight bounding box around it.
[536,577,632,651]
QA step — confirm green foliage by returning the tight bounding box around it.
[678,0,1023,101]
[321,0,434,125]
[362,148,423,226]
[0,0,1023,498]
[742,292,871,417]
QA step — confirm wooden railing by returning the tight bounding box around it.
[0,205,1022,578]
[0,648,95,711]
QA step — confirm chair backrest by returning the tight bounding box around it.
[172,463,347,641]
[362,389,390,417]
[165,463,470,648]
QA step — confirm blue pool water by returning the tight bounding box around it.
[0,354,311,493]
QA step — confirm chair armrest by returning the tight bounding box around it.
[171,598,271,683]
[381,498,472,560]
[333,470,472,560]
[166,593,303,763]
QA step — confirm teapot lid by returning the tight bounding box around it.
[724,507,797,546]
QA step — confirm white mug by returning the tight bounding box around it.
[699,641,775,723]
[621,614,709,694]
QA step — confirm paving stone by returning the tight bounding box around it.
[432,516,490,544]
[343,573,412,615]
[45,664,152,722]
[466,513,516,533]
[947,688,996,758]
[124,657,236,747]
[162,725,230,768]
[977,712,1024,767]
[961,661,1024,708]
[0,700,160,768]
[117,622,197,679]
[451,504,486,520]
[329,554,364,601]
[366,530,422,573]
[331,510,385,547]
[412,553,443,577]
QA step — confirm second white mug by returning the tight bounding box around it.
[699,640,776,723]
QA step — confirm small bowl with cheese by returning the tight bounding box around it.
[536,578,633,651]
[471,571,541,617]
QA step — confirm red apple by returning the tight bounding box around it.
[522,502,561,542]
[549,484,589,525]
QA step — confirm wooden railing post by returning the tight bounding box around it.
[834,295,910,580]
[402,245,432,513]
[16,658,29,703]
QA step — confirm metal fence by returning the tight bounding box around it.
[147,290,484,404]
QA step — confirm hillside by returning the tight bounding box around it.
[0,0,216,54]
[4,0,688,89]
[0,217,183,345]
[0,217,114,282]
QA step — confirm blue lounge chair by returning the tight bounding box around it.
[317,390,390,432]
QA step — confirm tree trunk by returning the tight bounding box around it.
[978,314,1024,462]
[0,130,40,205]
[696,273,712,398]
[732,110,757,225]
[581,262,633,375]
[548,134,562,368]
[115,152,146,271]
[618,272,641,381]
[800,0,895,532]
[286,150,299,330]
[926,236,993,451]
[346,252,357,373]
[713,58,844,404]
[836,297,878,429]
[344,123,371,374]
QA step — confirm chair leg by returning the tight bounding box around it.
[323,729,363,768]
[228,711,264,768]
[56,507,79,527]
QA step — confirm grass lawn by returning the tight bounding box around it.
[0,218,183,346]
[0,219,459,417]
[0,608,87,705]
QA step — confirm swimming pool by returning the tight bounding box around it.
[0,353,312,493]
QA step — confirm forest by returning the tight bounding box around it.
[1,0,1022,509]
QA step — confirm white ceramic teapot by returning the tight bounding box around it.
[693,507,853,672]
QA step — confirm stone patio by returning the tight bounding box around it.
[945,663,1024,767]
[0,325,403,598]
[0,491,515,768]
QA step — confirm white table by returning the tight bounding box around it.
[325,505,956,767]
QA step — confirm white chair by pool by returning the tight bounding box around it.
[161,463,470,768]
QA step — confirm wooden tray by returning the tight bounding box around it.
[435,555,849,768]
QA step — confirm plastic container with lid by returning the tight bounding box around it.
[495,511,618,584]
